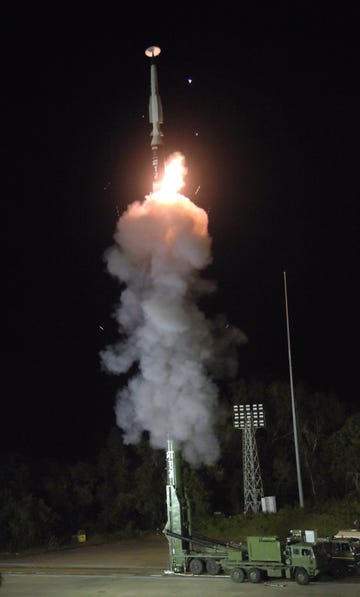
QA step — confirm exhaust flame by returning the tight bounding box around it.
[101,153,245,465]
[156,152,187,199]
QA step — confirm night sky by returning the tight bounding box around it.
[2,8,359,461]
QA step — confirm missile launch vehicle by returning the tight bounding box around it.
[163,440,330,585]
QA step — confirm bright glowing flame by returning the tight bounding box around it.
[157,152,187,199]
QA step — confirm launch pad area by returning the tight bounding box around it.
[2,574,360,597]
[0,534,168,576]
[1,535,359,596]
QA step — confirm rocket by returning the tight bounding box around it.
[163,437,192,571]
[145,46,164,191]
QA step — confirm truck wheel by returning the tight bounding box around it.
[230,567,246,583]
[295,567,310,585]
[189,558,204,575]
[248,568,262,583]
[206,559,220,575]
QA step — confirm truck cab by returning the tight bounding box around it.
[286,543,325,581]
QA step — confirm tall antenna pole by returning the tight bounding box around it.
[283,271,304,508]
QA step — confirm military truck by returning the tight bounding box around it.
[163,529,329,584]
[318,537,360,577]
[163,440,329,584]
[225,535,329,585]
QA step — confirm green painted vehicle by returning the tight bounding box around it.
[163,441,329,585]
[224,535,329,585]
[163,531,329,584]
[318,537,360,577]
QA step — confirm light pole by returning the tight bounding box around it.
[283,271,304,508]
[233,403,265,514]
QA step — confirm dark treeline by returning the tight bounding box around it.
[1,379,359,552]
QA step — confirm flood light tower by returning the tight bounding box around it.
[233,403,265,515]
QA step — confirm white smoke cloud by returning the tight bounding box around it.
[100,162,245,465]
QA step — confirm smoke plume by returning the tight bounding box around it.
[101,154,245,465]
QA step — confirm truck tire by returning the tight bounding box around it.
[206,559,220,575]
[248,567,262,583]
[295,567,310,585]
[230,567,246,583]
[189,558,204,575]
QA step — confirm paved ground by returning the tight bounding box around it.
[0,535,169,575]
[2,573,360,597]
[1,535,359,596]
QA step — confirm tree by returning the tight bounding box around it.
[132,436,166,530]
[263,381,297,502]
[295,387,345,499]
[38,459,78,536]
[96,427,135,532]
[182,460,213,521]
[325,412,360,497]
[67,461,97,530]
[0,493,57,551]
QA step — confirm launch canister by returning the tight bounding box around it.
[145,45,164,191]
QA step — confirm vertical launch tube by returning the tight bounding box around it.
[165,438,184,534]
[164,438,191,572]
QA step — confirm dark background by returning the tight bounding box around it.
[2,7,359,461]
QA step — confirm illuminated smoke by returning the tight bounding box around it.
[100,154,245,465]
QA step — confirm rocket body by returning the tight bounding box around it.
[164,438,192,571]
[149,62,163,146]
[145,46,164,191]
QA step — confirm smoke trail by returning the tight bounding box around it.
[101,155,245,465]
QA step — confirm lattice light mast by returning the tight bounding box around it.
[233,403,265,515]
